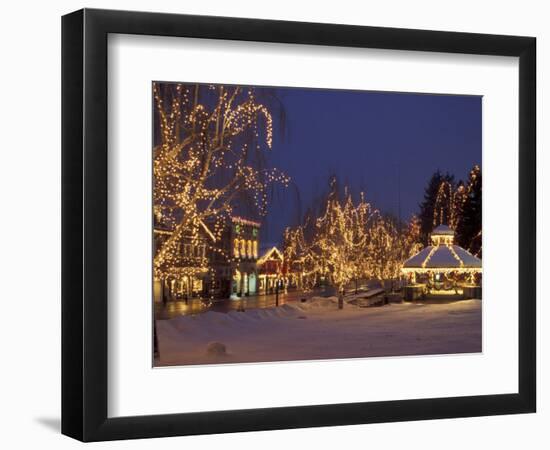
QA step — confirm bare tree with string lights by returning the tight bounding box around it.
[284,177,424,301]
[313,187,370,309]
[153,82,289,283]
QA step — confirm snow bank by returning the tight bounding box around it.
[156,299,481,367]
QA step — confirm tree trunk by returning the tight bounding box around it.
[153,320,159,358]
[338,287,344,310]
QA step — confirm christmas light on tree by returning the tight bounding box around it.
[153,83,289,287]
[283,179,423,307]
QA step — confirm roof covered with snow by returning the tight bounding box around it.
[403,244,481,269]
[402,224,481,271]
[431,224,455,236]
[402,246,434,268]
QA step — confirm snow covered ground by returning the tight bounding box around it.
[155,297,481,366]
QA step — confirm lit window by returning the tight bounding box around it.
[247,240,252,258]
[233,239,239,258]
[253,241,258,259]
[240,239,246,257]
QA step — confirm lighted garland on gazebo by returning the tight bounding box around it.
[401,225,481,298]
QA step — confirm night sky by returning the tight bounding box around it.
[259,87,482,248]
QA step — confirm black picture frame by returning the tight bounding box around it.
[62,8,536,442]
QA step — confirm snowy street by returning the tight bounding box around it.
[154,287,332,319]
[155,297,481,366]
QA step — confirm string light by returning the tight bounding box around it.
[283,183,423,292]
[403,226,482,286]
[153,82,289,294]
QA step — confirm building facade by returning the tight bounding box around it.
[227,216,260,298]
[154,215,263,301]
[202,215,262,299]
[153,220,214,303]
[257,246,286,294]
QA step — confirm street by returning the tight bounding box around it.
[154,287,335,319]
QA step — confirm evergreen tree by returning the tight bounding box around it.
[418,170,454,244]
[452,180,467,231]
[456,165,482,255]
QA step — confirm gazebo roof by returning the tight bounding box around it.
[402,225,481,272]
[431,224,455,236]
[403,245,481,269]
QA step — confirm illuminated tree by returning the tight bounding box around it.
[366,213,393,282]
[366,214,419,286]
[425,165,482,257]
[418,171,455,244]
[456,165,482,256]
[283,223,319,292]
[314,190,369,308]
[418,166,482,254]
[153,83,289,280]
[433,179,455,228]
[452,181,468,230]
[403,214,423,257]
[350,193,375,293]
[283,178,424,301]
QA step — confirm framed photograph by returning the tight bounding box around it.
[62,8,536,441]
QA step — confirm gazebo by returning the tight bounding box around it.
[401,225,482,299]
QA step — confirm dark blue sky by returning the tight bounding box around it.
[257,87,481,247]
